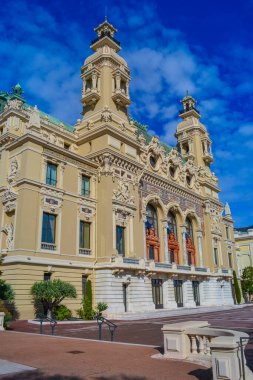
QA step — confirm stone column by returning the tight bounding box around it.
[162,221,169,263]
[129,214,134,253]
[112,208,116,252]
[181,225,187,265]
[143,214,147,260]
[197,231,204,267]
[92,73,97,90]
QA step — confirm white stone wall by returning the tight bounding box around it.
[95,269,235,314]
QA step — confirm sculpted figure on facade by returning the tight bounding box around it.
[113,179,134,205]
[2,223,14,250]
[5,99,23,111]
[101,106,112,122]
[28,105,40,129]
[7,157,19,186]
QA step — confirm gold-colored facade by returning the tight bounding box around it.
[234,227,253,276]
[0,21,237,318]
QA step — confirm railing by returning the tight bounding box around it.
[155,263,172,269]
[162,321,253,379]
[91,32,121,47]
[123,258,139,265]
[41,242,56,251]
[79,248,92,255]
[177,265,191,271]
[195,267,208,272]
[96,315,117,342]
[37,313,57,335]
[222,268,229,274]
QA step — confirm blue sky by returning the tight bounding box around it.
[0,0,252,227]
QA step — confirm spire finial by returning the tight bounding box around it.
[186,89,189,97]
[105,6,107,21]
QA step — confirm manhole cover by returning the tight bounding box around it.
[67,350,85,355]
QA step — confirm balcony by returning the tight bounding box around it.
[203,152,214,164]
[41,242,56,251]
[112,89,131,107]
[81,89,100,106]
[79,248,92,256]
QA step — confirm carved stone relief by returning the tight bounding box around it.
[1,223,14,250]
[113,179,135,206]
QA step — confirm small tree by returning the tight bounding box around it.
[241,266,253,299]
[233,270,241,304]
[0,254,17,325]
[31,279,77,318]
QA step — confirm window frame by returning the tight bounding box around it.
[46,162,57,187]
[81,175,90,197]
[116,225,125,257]
[41,212,56,245]
[79,220,91,249]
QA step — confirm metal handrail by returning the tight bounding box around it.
[96,315,117,341]
[37,313,57,335]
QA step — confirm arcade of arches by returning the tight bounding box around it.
[145,203,196,266]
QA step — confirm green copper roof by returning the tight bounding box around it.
[0,86,74,133]
[131,117,174,154]
[23,104,74,132]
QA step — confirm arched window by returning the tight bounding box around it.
[185,217,195,266]
[146,204,158,235]
[145,204,160,262]
[186,217,193,241]
[167,211,177,237]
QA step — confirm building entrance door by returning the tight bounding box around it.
[152,279,163,309]
[174,280,183,307]
[192,281,200,306]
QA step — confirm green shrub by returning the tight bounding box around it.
[53,304,72,321]
[31,279,77,318]
[0,280,15,301]
[233,270,241,304]
[76,280,96,320]
[0,300,12,328]
[96,302,108,316]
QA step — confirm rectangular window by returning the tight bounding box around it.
[80,221,90,249]
[46,163,57,187]
[116,226,125,256]
[214,247,219,266]
[226,226,229,240]
[81,175,90,197]
[44,272,51,281]
[149,245,154,260]
[228,253,233,268]
[41,212,56,246]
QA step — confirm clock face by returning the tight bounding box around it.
[149,155,157,168]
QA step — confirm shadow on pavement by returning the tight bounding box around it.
[95,376,147,380]
[0,370,82,380]
[188,368,212,380]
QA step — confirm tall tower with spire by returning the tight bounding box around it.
[76,19,132,135]
[175,92,213,169]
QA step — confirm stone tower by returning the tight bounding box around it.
[175,92,214,169]
[76,19,133,136]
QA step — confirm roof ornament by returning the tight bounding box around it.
[225,202,231,217]
[12,83,24,97]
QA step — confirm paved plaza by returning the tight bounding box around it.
[0,305,253,379]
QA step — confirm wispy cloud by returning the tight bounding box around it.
[0,0,252,226]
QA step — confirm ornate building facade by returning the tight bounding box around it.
[0,20,237,318]
[234,226,253,277]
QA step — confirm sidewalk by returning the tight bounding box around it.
[0,331,211,380]
[109,304,246,320]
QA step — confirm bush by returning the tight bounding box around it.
[0,300,12,328]
[76,280,96,320]
[96,302,108,316]
[233,270,241,304]
[0,280,15,301]
[53,304,72,321]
